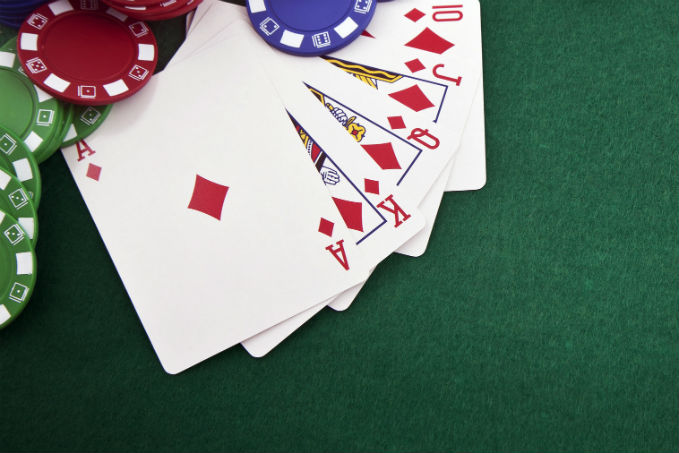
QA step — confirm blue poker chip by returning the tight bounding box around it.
[246,0,377,56]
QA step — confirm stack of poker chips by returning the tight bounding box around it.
[16,0,159,106]
[0,0,167,328]
[0,35,113,329]
[0,37,44,329]
[102,0,203,21]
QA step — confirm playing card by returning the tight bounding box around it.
[175,5,246,65]
[361,0,487,192]
[184,0,215,36]
[61,42,369,373]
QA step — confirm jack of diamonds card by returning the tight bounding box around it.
[361,0,486,192]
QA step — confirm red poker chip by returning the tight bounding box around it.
[98,0,168,6]
[123,0,201,21]
[104,0,201,21]
[103,0,188,11]
[99,0,164,7]
[17,0,158,106]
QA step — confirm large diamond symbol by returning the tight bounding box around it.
[405,27,454,54]
[188,175,229,220]
[332,197,364,232]
[388,85,436,112]
[360,143,401,170]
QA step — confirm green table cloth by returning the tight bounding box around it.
[0,1,677,451]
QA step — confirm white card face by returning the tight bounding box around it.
[175,2,243,65]
[184,0,214,34]
[364,1,482,64]
[61,44,370,374]
[361,0,487,191]
[449,79,486,191]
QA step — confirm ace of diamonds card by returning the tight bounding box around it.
[61,44,370,374]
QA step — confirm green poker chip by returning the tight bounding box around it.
[0,125,42,209]
[0,208,37,330]
[38,103,75,164]
[0,166,37,245]
[62,104,112,148]
[0,37,68,163]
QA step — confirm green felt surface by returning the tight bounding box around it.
[1,1,678,451]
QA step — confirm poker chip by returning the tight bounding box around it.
[0,125,42,208]
[104,0,168,6]
[0,208,37,330]
[61,104,112,148]
[246,0,377,56]
[102,0,203,21]
[0,166,38,245]
[0,37,69,163]
[119,0,203,22]
[0,1,49,29]
[17,0,159,106]
[37,100,74,163]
